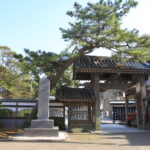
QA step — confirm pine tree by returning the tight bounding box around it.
[16,0,150,90]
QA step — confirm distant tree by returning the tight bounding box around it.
[0,46,17,93]
[0,46,16,69]
[0,46,38,99]
[0,108,13,117]
[18,109,32,117]
[15,0,150,91]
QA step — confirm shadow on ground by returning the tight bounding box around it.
[102,132,150,146]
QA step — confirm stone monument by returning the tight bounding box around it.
[24,78,59,137]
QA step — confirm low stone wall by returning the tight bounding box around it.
[0,117,65,129]
[0,117,27,128]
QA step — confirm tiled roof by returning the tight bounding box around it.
[74,56,150,76]
[0,98,63,104]
[56,87,95,102]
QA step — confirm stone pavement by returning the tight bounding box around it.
[101,123,150,133]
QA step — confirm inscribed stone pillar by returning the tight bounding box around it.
[24,78,59,137]
[93,74,101,130]
[38,78,50,120]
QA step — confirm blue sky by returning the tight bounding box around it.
[0,0,150,56]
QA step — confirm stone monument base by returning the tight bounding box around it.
[30,119,54,128]
[24,127,59,137]
[24,119,59,137]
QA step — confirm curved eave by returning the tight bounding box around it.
[57,98,95,103]
[76,68,150,75]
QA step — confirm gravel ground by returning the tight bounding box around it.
[0,124,150,150]
[0,132,150,150]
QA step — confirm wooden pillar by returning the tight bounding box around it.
[15,102,18,128]
[92,105,95,125]
[63,106,65,128]
[88,106,91,122]
[125,94,128,123]
[63,106,65,118]
[135,78,146,128]
[91,78,95,126]
[148,104,150,126]
[145,76,150,128]
[93,74,101,130]
[136,82,143,128]
[141,81,147,126]
[68,106,71,130]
